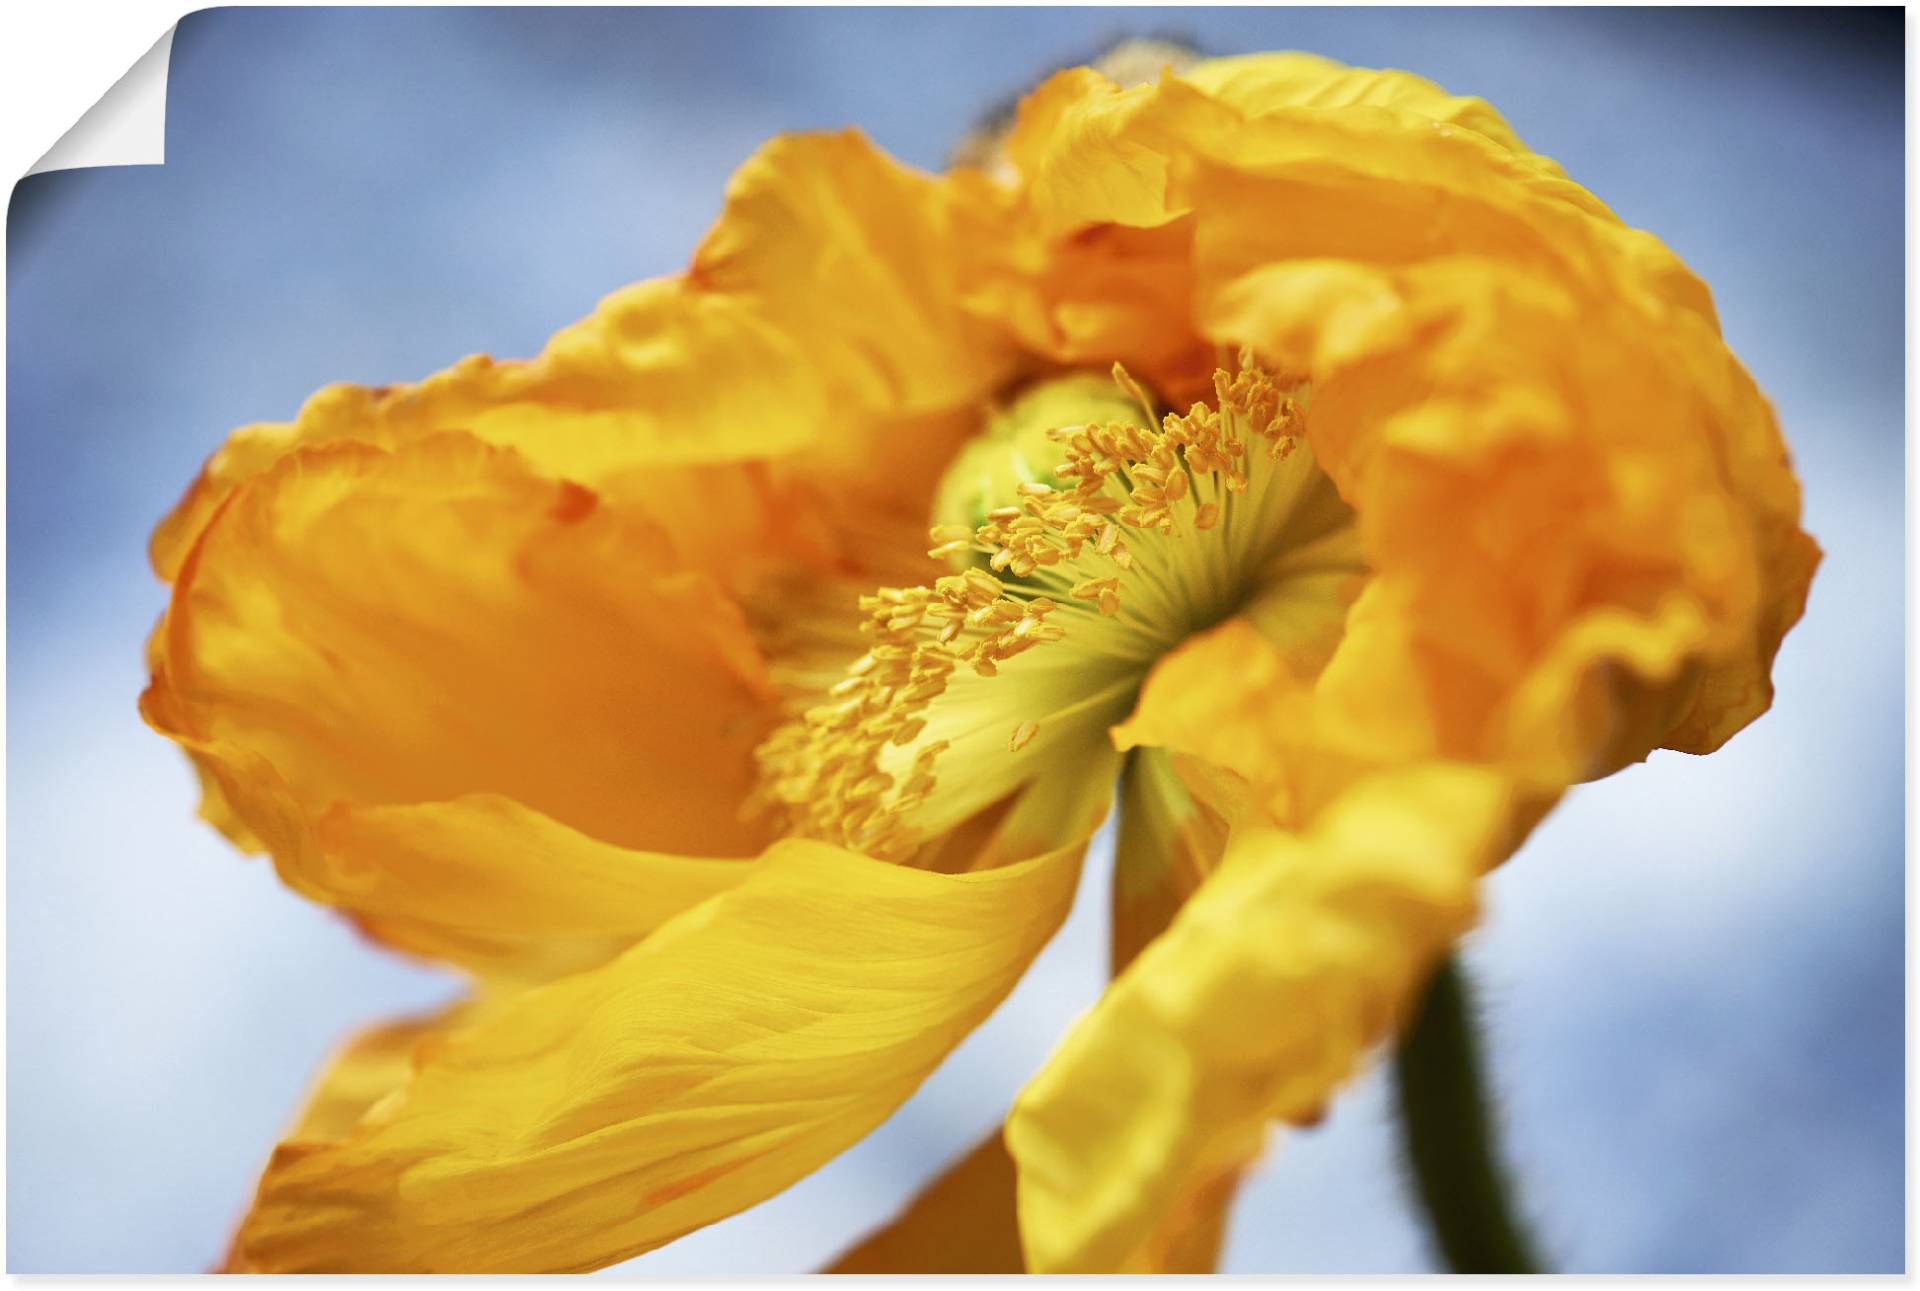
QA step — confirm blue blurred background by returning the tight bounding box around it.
[6,7,1903,1273]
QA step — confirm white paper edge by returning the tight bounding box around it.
[25,23,176,176]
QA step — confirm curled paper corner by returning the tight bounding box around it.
[27,25,177,176]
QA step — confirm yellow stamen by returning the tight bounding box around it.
[754,354,1316,860]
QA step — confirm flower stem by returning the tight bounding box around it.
[1393,955,1545,1273]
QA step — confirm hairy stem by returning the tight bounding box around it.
[1393,956,1545,1274]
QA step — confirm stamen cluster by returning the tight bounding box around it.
[752,565,1066,859]
[753,357,1304,860]
[952,359,1302,620]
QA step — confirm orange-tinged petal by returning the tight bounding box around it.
[223,774,1107,1273]
[825,1124,1244,1274]
[1179,52,1538,159]
[150,432,773,854]
[1113,617,1335,828]
[1665,518,1820,754]
[962,216,1215,399]
[310,796,754,983]
[1165,103,1701,327]
[150,279,823,581]
[311,796,749,939]
[1003,54,1615,242]
[282,1005,472,1144]
[1203,254,1812,777]
[1654,340,1824,754]
[1007,764,1523,1273]
[149,615,265,851]
[1003,69,1182,232]
[825,1131,1026,1274]
[1495,599,1712,783]
[980,52,1746,477]
[155,127,1023,583]
[693,129,1016,422]
[143,433,779,971]
[1049,69,1806,791]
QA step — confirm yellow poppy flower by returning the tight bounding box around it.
[143,46,1816,1274]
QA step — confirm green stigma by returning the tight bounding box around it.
[931,372,1149,564]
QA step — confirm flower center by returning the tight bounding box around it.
[753,357,1363,861]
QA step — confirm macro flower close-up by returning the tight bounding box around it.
[8,7,1899,1277]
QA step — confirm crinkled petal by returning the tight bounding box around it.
[962,216,1215,398]
[1114,617,1345,828]
[223,776,1106,1273]
[148,432,773,853]
[1203,255,1813,778]
[1006,763,1523,1274]
[985,62,1808,785]
[1653,346,1823,754]
[151,280,823,580]
[692,129,1016,421]
[1003,55,1613,240]
[985,53,1697,409]
[1015,62,1707,314]
[155,130,1019,581]
[143,433,778,972]
[1003,68,1183,232]
[1179,52,1539,159]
